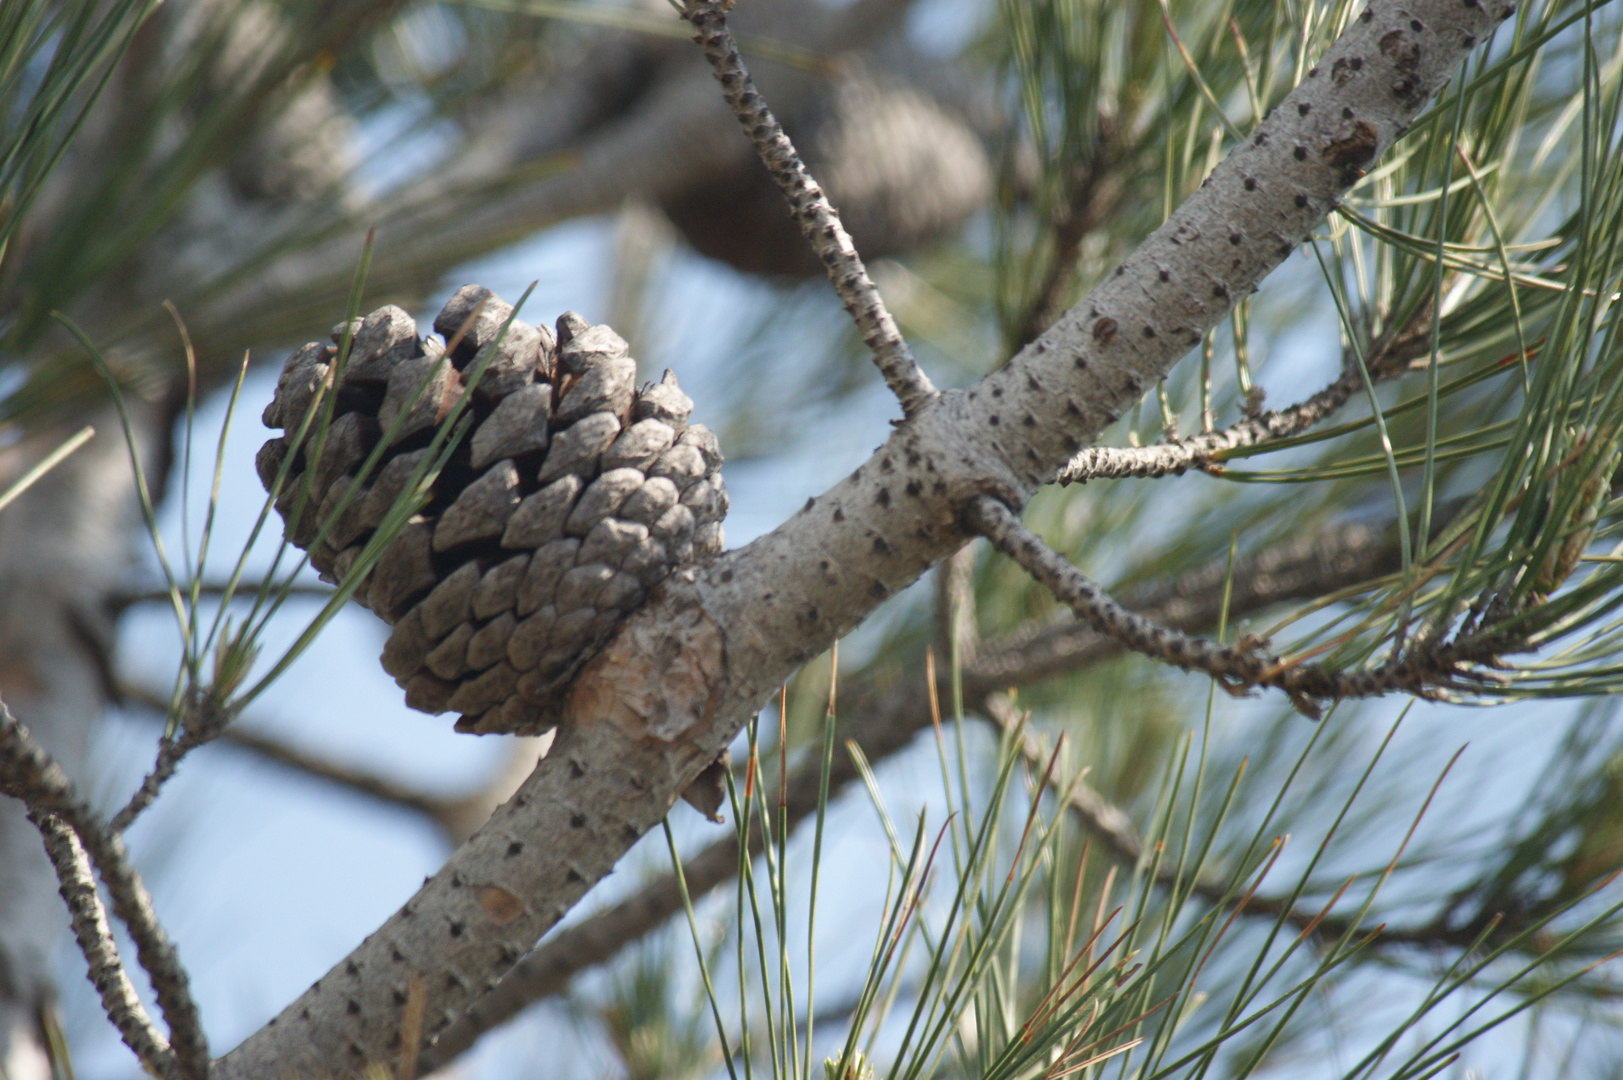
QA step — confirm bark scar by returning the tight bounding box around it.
[567,593,725,743]
[1324,121,1380,184]
[476,884,526,923]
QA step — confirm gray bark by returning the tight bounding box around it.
[214,0,1514,1072]
[1,2,989,1063]
[419,515,1401,1062]
[0,0,978,1058]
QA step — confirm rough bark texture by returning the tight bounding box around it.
[30,812,171,1072]
[683,1,937,416]
[660,67,992,278]
[0,0,981,1056]
[213,1,1514,1072]
[418,516,1402,1062]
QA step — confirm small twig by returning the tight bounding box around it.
[0,700,210,1079]
[964,494,1497,717]
[1055,367,1363,483]
[680,0,938,419]
[111,692,236,833]
[30,810,175,1076]
[111,726,191,835]
[1054,305,1436,484]
[968,518,1403,687]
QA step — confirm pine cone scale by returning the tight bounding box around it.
[259,288,725,735]
[472,556,529,620]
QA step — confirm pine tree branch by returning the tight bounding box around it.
[437,506,1548,1053]
[108,728,194,835]
[680,0,938,419]
[967,517,1405,687]
[109,717,226,836]
[966,493,1504,716]
[1058,370,1356,482]
[29,809,175,1078]
[1054,302,1435,483]
[215,2,1516,1070]
[418,511,1408,1062]
[108,685,243,834]
[0,701,208,1079]
[416,826,751,1071]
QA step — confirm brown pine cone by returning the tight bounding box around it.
[257,285,726,735]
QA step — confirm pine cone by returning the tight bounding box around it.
[257,285,727,735]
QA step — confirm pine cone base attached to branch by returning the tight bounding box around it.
[259,286,726,735]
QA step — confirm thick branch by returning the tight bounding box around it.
[215,3,1516,1071]
[421,513,1404,1060]
[681,0,938,418]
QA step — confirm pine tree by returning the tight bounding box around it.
[3,0,1622,1076]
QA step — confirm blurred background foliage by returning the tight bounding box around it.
[6,0,1623,1074]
